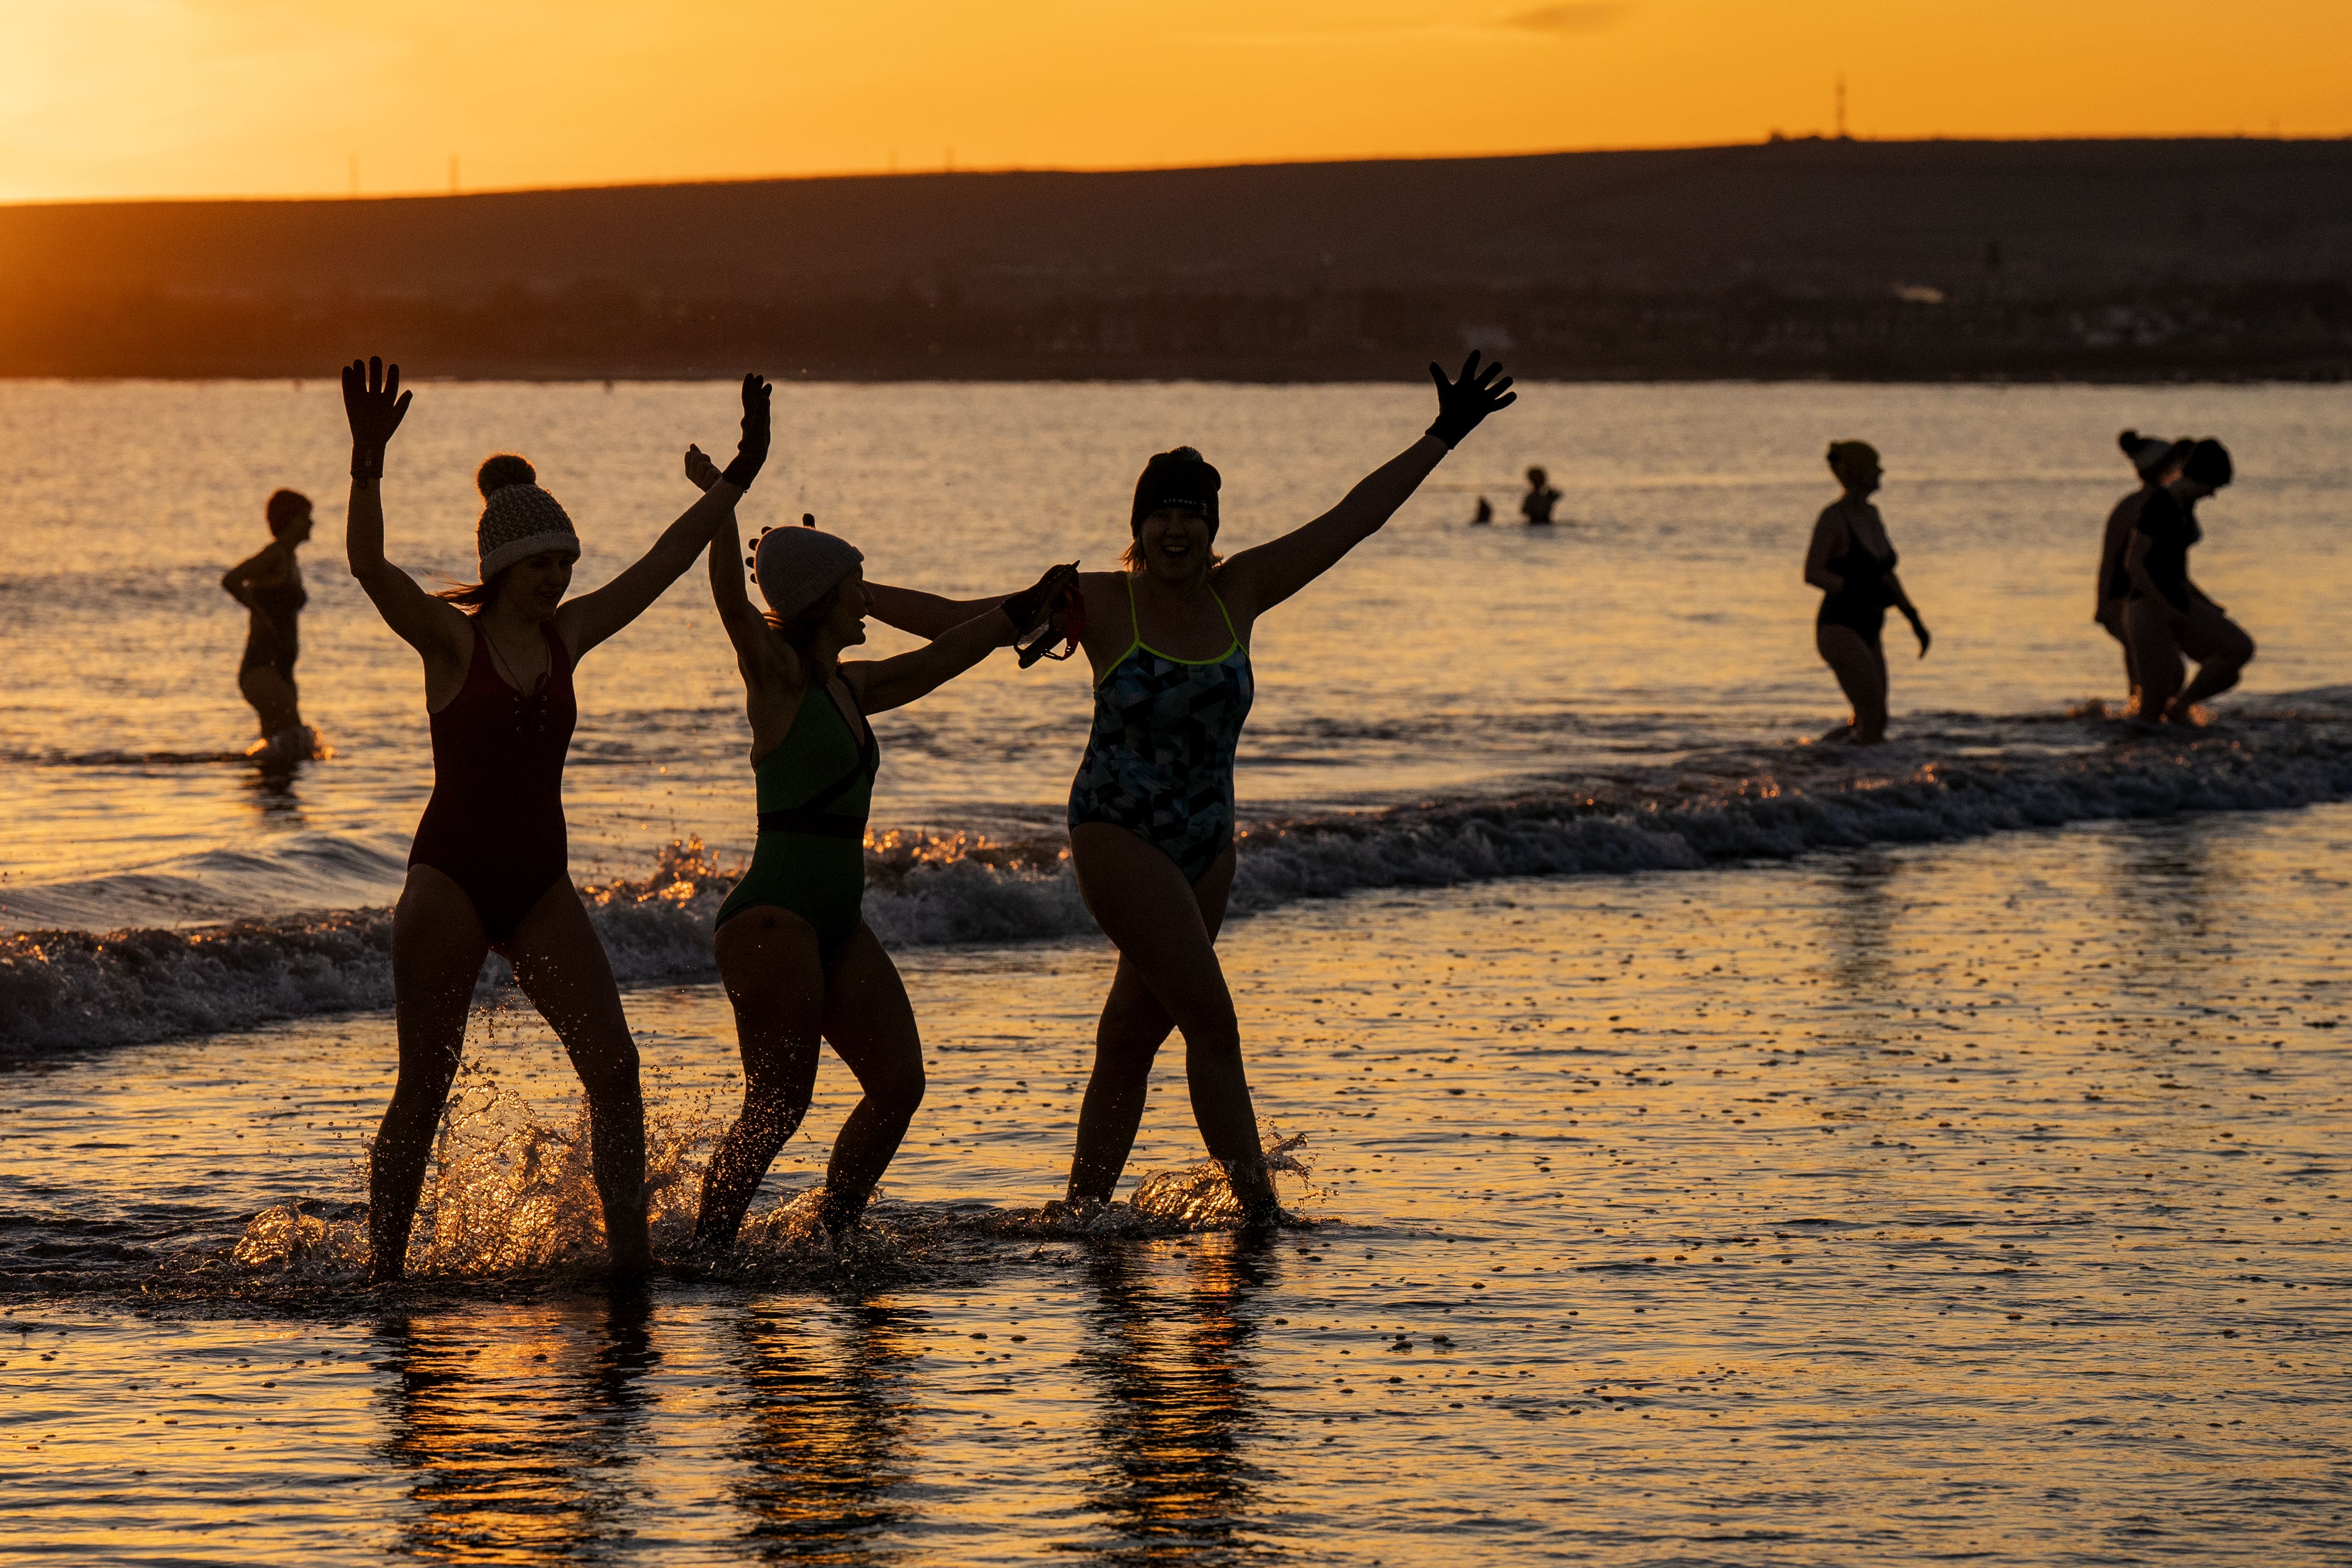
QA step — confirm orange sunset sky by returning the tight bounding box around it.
[5,0,2348,203]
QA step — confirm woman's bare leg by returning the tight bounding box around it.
[1067,830,1268,1210]
[238,666,302,738]
[812,923,928,1231]
[698,906,827,1246]
[1816,624,1889,743]
[369,865,490,1283]
[2124,599,2186,724]
[502,879,653,1274]
[2172,605,2255,716]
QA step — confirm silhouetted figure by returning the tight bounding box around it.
[863,353,1516,1222]
[1520,465,1560,525]
[2097,431,2193,716]
[1805,440,1929,744]
[341,357,768,1283]
[1471,495,1493,525]
[2123,438,2253,725]
[221,488,320,761]
[682,465,1073,1245]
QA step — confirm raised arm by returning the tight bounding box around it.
[341,356,473,665]
[703,464,802,692]
[1219,353,1514,618]
[844,563,1074,714]
[557,374,771,659]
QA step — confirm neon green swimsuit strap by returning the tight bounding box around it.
[1109,572,1242,679]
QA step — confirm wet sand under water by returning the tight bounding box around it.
[3,806,2349,1564]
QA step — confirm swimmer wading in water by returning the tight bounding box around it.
[342,357,771,1283]
[866,353,1517,1223]
[682,450,1075,1246]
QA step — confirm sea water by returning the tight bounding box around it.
[1,381,2348,1563]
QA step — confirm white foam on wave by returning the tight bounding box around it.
[8,695,2350,1053]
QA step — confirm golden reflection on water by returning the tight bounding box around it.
[725,1302,919,1559]
[379,1289,661,1562]
[1075,1242,1270,1562]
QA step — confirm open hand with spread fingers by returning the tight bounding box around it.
[1425,351,1516,449]
[341,356,412,479]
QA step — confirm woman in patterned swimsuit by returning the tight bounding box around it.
[868,355,1516,1221]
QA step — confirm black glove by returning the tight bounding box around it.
[341,357,412,479]
[1002,562,1080,635]
[1425,351,1516,450]
[720,373,772,490]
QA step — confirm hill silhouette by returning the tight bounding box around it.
[6,138,2349,379]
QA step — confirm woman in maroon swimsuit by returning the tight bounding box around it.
[342,357,770,1283]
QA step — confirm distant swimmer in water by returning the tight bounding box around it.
[682,462,1074,1246]
[1472,495,1494,525]
[1804,440,1930,745]
[220,488,321,761]
[1521,466,1561,525]
[2123,438,2252,726]
[340,357,770,1283]
[2096,432,2193,716]
[865,353,1516,1223]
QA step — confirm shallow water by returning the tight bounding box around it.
[5,805,2347,1563]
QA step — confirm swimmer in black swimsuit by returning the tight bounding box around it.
[340,356,771,1282]
[2096,432,2193,717]
[220,488,315,758]
[1804,441,1928,745]
[2123,438,2254,726]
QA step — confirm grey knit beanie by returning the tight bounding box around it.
[474,454,581,579]
[752,517,864,621]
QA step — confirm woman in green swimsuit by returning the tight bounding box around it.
[689,450,1072,1246]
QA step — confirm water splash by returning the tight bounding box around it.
[1129,1130,1319,1228]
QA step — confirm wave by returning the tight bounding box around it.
[5,693,2349,1053]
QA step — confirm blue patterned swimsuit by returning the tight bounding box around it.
[1068,575,1254,882]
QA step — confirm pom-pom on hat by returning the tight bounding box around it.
[475,454,581,579]
[750,514,865,622]
[1131,446,1221,536]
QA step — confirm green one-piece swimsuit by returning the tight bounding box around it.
[714,678,879,964]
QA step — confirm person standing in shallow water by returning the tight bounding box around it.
[2096,432,2193,716]
[2123,438,2253,726]
[1520,465,1560,525]
[220,488,317,759]
[340,357,770,1283]
[1805,440,1929,745]
[864,353,1516,1222]
[682,456,1074,1246]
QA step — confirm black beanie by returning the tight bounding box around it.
[1131,447,1221,536]
[2181,438,2233,488]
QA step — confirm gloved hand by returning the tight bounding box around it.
[1902,605,1932,658]
[1425,351,1516,449]
[1002,562,1080,635]
[719,373,772,490]
[341,356,413,479]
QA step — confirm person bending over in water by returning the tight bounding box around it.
[2123,438,2253,726]
[341,357,770,1283]
[865,353,1517,1223]
[681,468,1074,1246]
[1804,440,1929,745]
[221,488,317,759]
[1520,465,1560,525]
[2096,432,2192,716]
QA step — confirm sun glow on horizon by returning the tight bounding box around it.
[2,0,2348,204]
